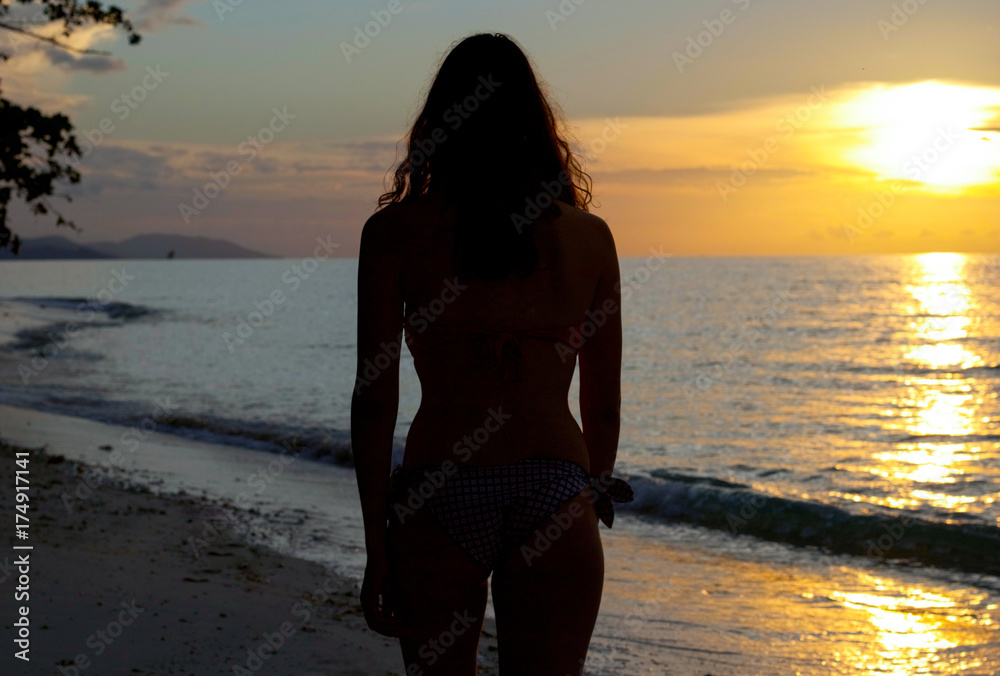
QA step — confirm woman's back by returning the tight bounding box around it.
[382,192,615,470]
[353,36,627,671]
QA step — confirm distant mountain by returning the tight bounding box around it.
[89,234,275,259]
[0,236,114,260]
[2,234,274,260]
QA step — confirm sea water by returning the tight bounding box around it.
[1,253,998,674]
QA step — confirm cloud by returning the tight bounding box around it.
[65,138,389,201]
[68,144,178,195]
[332,139,399,154]
[593,166,813,186]
[19,78,999,257]
[45,47,126,73]
[0,22,121,111]
[290,161,338,173]
[0,2,198,112]
[329,139,400,172]
[133,0,203,32]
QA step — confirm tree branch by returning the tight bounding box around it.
[0,20,111,56]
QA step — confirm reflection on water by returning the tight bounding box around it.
[2,256,997,674]
[832,576,990,676]
[906,253,979,367]
[900,384,975,437]
[602,525,1000,676]
[802,254,1000,673]
[904,253,982,370]
[906,343,981,369]
[862,253,997,519]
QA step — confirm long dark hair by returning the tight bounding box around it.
[378,33,593,280]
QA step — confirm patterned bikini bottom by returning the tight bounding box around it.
[386,456,634,572]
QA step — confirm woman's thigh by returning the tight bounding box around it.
[386,501,491,676]
[490,489,605,676]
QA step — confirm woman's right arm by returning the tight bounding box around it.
[578,217,622,480]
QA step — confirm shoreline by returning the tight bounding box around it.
[4,401,1000,674]
[0,433,503,674]
[0,403,742,675]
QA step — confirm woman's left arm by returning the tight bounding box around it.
[351,209,404,561]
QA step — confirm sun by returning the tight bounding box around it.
[835,81,1000,190]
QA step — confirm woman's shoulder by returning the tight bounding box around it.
[553,198,609,229]
[360,196,456,264]
[551,200,616,256]
[359,203,409,258]
[361,197,430,238]
[364,195,448,233]
[363,195,614,256]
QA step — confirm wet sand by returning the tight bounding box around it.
[0,437,496,675]
[6,402,996,675]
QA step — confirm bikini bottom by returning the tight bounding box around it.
[386,456,633,572]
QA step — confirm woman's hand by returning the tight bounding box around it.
[360,551,402,637]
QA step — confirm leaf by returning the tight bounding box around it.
[0,1,141,255]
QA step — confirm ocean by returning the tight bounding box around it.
[1,253,999,674]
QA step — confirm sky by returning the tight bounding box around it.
[2,0,999,256]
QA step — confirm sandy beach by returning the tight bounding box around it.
[0,403,760,676]
[0,437,416,675]
[2,256,999,675]
[0,417,509,675]
[1,0,998,670]
[3,394,1000,674]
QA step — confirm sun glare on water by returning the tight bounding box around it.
[835,81,1000,190]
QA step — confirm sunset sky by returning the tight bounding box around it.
[3,0,999,256]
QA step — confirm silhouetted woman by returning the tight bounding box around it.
[351,32,633,676]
